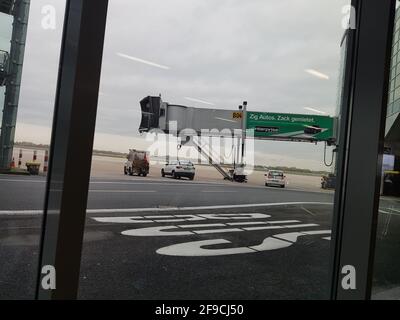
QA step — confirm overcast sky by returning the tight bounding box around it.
[9,0,349,170]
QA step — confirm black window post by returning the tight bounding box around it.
[35,0,109,299]
[330,0,396,299]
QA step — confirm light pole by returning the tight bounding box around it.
[241,101,247,165]
[236,105,243,169]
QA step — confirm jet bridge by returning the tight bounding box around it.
[139,96,337,179]
[139,96,336,143]
[139,96,243,136]
[140,96,245,180]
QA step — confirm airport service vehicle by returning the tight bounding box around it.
[321,173,336,189]
[230,164,247,183]
[161,160,195,180]
[264,170,286,188]
[124,149,149,177]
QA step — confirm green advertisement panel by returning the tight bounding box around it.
[246,112,334,142]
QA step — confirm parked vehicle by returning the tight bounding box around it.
[264,170,286,188]
[161,160,195,180]
[321,173,336,189]
[124,149,149,177]
[231,164,247,183]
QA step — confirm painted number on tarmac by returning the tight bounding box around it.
[93,213,331,257]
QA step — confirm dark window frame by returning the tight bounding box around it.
[330,0,396,300]
[34,0,396,300]
[35,0,109,300]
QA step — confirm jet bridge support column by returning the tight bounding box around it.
[0,0,30,170]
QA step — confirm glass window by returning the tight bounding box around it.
[387,103,394,117]
[77,0,349,300]
[390,78,395,91]
[396,76,400,89]
[389,91,394,105]
[394,99,400,114]
[394,86,400,101]
[372,3,400,300]
[0,0,66,299]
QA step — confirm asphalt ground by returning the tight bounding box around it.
[0,175,399,299]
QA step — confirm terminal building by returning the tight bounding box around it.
[383,7,400,196]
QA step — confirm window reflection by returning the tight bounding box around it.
[79,0,349,300]
[372,4,400,300]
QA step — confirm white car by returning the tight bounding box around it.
[265,170,286,188]
[161,160,195,180]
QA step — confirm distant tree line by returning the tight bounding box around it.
[14,141,127,159]
[14,141,330,175]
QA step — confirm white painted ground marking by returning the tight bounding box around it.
[194,228,242,234]
[263,220,300,224]
[174,215,207,221]
[92,213,270,224]
[283,223,319,228]
[274,230,331,243]
[243,225,286,231]
[227,221,267,226]
[156,230,332,257]
[120,221,320,237]
[0,202,332,216]
[380,208,400,216]
[0,178,45,183]
[201,190,237,193]
[179,223,226,228]
[92,202,330,213]
[157,239,256,256]
[93,217,150,224]
[153,219,191,223]
[89,203,332,256]
[301,206,316,216]
[0,176,334,194]
[0,177,229,188]
[198,213,271,220]
[89,190,156,193]
[90,181,227,187]
[122,226,194,237]
[226,220,299,226]
[0,210,42,215]
[146,215,174,218]
[250,237,293,252]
